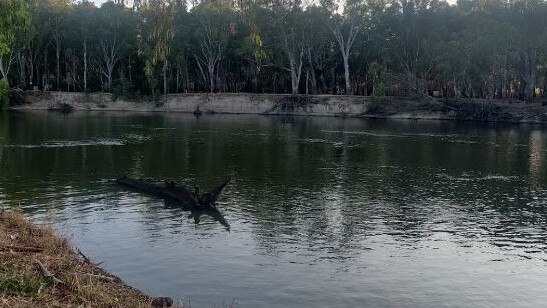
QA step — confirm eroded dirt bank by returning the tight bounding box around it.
[11,91,547,123]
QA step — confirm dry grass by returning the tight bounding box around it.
[0,209,171,307]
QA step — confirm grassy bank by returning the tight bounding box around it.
[0,210,173,307]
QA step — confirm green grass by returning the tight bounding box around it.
[0,261,42,294]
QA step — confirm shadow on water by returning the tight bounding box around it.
[163,198,230,231]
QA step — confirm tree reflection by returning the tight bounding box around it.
[2,112,547,260]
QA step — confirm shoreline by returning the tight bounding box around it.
[0,210,175,307]
[10,91,547,124]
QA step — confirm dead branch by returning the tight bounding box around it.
[76,248,93,264]
[0,244,43,253]
[83,273,119,283]
[34,259,64,287]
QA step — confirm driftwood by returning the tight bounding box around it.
[83,273,118,283]
[151,297,174,308]
[0,244,44,253]
[116,177,230,208]
[76,248,96,265]
[34,259,64,287]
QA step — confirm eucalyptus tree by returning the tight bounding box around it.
[17,1,50,89]
[137,0,176,96]
[323,0,365,95]
[74,1,95,92]
[42,0,71,90]
[266,0,307,94]
[236,3,268,92]
[2,0,546,100]
[0,0,30,82]
[383,0,437,95]
[95,2,135,91]
[191,5,232,93]
[507,0,547,100]
[171,1,190,93]
[302,5,333,94]
[240,31,266,92]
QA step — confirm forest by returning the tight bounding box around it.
[1,0,546,101]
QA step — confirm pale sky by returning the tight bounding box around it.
[91,0,133,6]
[90,0,457,7]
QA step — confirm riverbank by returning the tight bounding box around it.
[10,91,547,123]
[0,210,174,307]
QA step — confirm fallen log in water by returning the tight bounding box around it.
[116,176,230,208]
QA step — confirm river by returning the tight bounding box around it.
[1,111,547,307]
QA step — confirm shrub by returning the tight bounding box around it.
[0,78,9,110]
[373,82,389,97]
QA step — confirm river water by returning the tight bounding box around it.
[1,111,547,307]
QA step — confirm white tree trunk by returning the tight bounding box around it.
[83,41,88,92]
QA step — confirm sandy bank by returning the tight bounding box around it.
[10,91,547,123]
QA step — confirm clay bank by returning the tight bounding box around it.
[11,91,547,123]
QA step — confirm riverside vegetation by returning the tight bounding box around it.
[0,209,185,307]
[0,0,546,102]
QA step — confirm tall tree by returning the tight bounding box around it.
[137,0,176,96]
[192,6,231,93]
[0,0,30,81]
[325,0,364,95]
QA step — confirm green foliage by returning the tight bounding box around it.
[137,0,176,95]
[0,78,9,110]
[1,0,546,99]
[373,82,389,97]
[0,0,30,55]
[0,276,45,294]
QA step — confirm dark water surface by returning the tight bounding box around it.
[1,111,547,307]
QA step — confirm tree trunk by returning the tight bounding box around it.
[176,65,180,93]
[108,69,113,92]
[0,58,6,81]
[0,53,14,82]
[306,49,317,94]
[83,41,88,92]
[128,55,132,84]
[342,53,351,95]
[184,64,189,93]
[17,53,26,87]
[28,48,36,87]
[208,64,215,93]
[288,51,303,95]
[163,59,168,95]
[56,38,60,91]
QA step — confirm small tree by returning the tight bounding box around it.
[0,78,9,110]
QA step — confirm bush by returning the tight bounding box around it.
[373,82,389,97]
[0,78,9,110]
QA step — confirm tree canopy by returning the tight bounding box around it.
[0,0,30,80]
[2,0,547,100]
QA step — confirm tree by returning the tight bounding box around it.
[95,2,134,92]
[192,6,231,93]
[74,1,95,92]
[325,0,364,95]
[265,0,307,94]
[137,0,176,96]
[0,0,30,81]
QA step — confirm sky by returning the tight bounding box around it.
[91,0,133,6]
[91,0,458,6]
[93,0,119,5]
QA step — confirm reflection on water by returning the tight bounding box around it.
[162,198,230,231]
[1,111,547,307]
